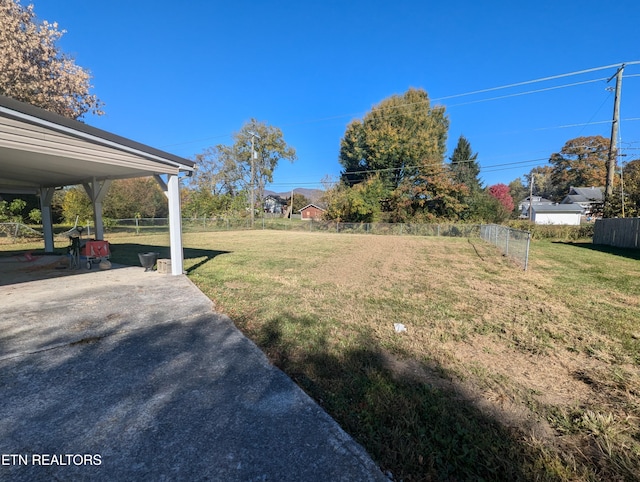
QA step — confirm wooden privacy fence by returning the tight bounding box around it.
[593,218,640,248]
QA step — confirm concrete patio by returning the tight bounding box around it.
[0,259,386,481]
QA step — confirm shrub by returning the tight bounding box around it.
[507,221,594,240]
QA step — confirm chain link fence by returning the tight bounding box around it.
[479,224,531,270]
[3,218,530,269]
[102,218,484,237]
[0,222,43,241]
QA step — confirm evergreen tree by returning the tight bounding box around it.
[449,135,481,192]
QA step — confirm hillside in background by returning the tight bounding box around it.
[263,188,324,204]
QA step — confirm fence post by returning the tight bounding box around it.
[524,232,531,271]
[505,228,510,256]
[437,225,440,236]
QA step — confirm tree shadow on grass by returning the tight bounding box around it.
[552,241,640,261]
[247,313,547,481]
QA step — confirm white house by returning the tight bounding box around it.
[531,204,583,225]
[561,186,603,216]
[518,195,553,219]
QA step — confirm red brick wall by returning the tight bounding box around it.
[301,206,323,220]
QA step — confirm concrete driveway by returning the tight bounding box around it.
[0,259,386,481]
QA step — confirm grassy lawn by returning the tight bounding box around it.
[4,230,639,480]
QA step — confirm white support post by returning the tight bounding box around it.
[167,174,184,275]
[39,187,55,253]
[83,178,111,240]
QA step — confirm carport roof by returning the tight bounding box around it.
[0,94,194,194]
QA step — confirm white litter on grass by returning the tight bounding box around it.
[393,323,407,333]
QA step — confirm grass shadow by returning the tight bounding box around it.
[552,241,640,261]
[247,312,546,481]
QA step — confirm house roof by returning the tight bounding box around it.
[567,186,604,202]
[298,203,326,212]
[532,204,584,214]
[0,94,194,193]
[562,194,588,204]
[519,196,553,205]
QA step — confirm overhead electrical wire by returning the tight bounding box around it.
[185,61,640,191]
[165,61,639,149]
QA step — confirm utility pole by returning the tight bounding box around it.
[528,175,534,222]
[620,165,625,218]
[604,64,624,218]
[248,132,260,228]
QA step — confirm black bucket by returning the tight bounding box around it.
[138,252,159,272]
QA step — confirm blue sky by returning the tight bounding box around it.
[31,0,640,191]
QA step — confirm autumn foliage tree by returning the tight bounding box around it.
[0,0,102,118]
[339,88,448,191]
[103,178,167,219]
[487,183,514,221]
[323,176,387,223]
[621,159,640,217]
[549,136,609,201]
[186,120,296,218]
[332,88,471,222]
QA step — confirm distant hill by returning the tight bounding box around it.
[263,188,324,204]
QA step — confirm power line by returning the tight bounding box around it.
[163,61,640,149]
[445,78,608,108]
[433,63,639,101]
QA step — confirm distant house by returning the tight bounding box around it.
[561,186,604,216]
[299,204,325,220]
[518,195,554,219]
[263,195,287,214]
[531,204,583,225]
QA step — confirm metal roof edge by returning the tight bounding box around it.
[0,95,194,171]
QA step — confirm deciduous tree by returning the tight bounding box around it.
[390,168,468,222]
[103,178,167,219]
[549,136,609,201]
[232,119,297,206]
[622,159,640,217]
[338,88,466,221]
[508,178,528,206]
[0,0,103,118]
[60,187,92,224]
[192,120,296,217]
[192,145,243,197]
[323,176,387,223]
[339,88,448,192]
[526,165,555,200]
[488,183,514,221]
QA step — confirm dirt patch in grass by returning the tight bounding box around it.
[56,230,639,480]
[188,231,640,480]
